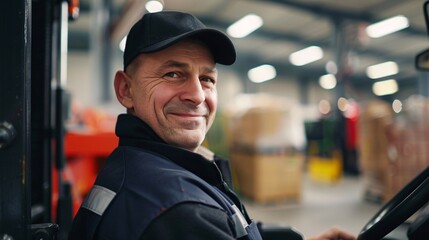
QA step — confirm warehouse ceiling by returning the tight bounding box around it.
[69,0,429,97]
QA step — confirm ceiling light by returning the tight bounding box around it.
[145,1,163,13]
[366,61,398,79]
[289,46,323,66]
[392,99,402,113]
[119,36,127,52]
[319,74,337,90]
[366,15,409,38]
[248,64,276,83]
[372,79,398,96]
[227,14,263,38]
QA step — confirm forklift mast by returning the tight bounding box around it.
[0,0,78,239]
[0,0,32,238]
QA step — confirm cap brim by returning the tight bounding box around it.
[137,28,236,65]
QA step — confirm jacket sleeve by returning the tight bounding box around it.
[139,202,237,240]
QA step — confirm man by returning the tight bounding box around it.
[69,11,355,240]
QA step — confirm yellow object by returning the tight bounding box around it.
[308,153,342,183]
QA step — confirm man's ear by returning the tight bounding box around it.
[114,71,134,109]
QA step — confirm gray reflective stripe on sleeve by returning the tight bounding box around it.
[82,185,116,216]
[231,204,249,238]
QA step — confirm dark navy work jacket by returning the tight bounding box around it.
[69,114,262,240]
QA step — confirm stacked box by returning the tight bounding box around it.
[358,100,393,202]
[230,150,303,203]
[223,94,306,152]
[384,96,429,200]
[359,97,429,202]
[358,101,393,174]
[231,107,285,151]
[223,94,305,203]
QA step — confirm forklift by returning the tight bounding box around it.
[0,0,78,239]
[0,0,428,239]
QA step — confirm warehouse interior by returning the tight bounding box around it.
[1,0,429,239]
[68,0,429,107]
[60,0,429,238]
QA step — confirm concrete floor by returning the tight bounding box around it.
[242,174,383,239]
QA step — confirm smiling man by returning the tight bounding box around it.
[69,11,355,240]
[116,39,218,152]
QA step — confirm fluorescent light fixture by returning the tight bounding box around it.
[119,36,127,52]
[227,14,263,38]
[366,61,398,79]
[372,79,398,96]
[248,64,277,83]
[145,0,163,13]
[366,15,409,38]
[289,46,323,66]
[319,74,337,90]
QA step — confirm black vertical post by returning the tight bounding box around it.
[298,78,309,105]
[330,17,360,175]
[54,1,73,239]
[98,0,113,102]
[31,0,55,224]
[0,0,32,239]
[418,71,429,97]
[331,17,347,105]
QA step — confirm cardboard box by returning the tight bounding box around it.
[231,107,286,150]
[230,150,303,203]
[358,100,393,173]
[357,100,392,202]
[384,126,429,201]
[359,97,429,202]
[223,94,306,152]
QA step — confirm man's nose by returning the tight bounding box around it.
[179,77,205,105]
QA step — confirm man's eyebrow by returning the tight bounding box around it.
[159,60,189,70]
[158,60,217,74]
[205,65,218,73]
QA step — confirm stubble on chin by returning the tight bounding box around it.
[160,102,212,151]
[162,124,207,151]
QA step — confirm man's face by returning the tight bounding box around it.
[115,39,218,152]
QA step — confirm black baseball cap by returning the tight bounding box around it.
[123,11,236,69]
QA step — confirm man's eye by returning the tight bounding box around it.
[201,77,215,84]
[164,72,179,78]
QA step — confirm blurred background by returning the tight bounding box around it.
[61,0,429,237]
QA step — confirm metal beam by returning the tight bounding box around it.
[259,0,426,36]
[0,0,32,238]
[31,0,55,224]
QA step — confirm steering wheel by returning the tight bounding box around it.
[358,166,429,240]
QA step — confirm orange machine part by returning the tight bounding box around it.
[52,131,118,218]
